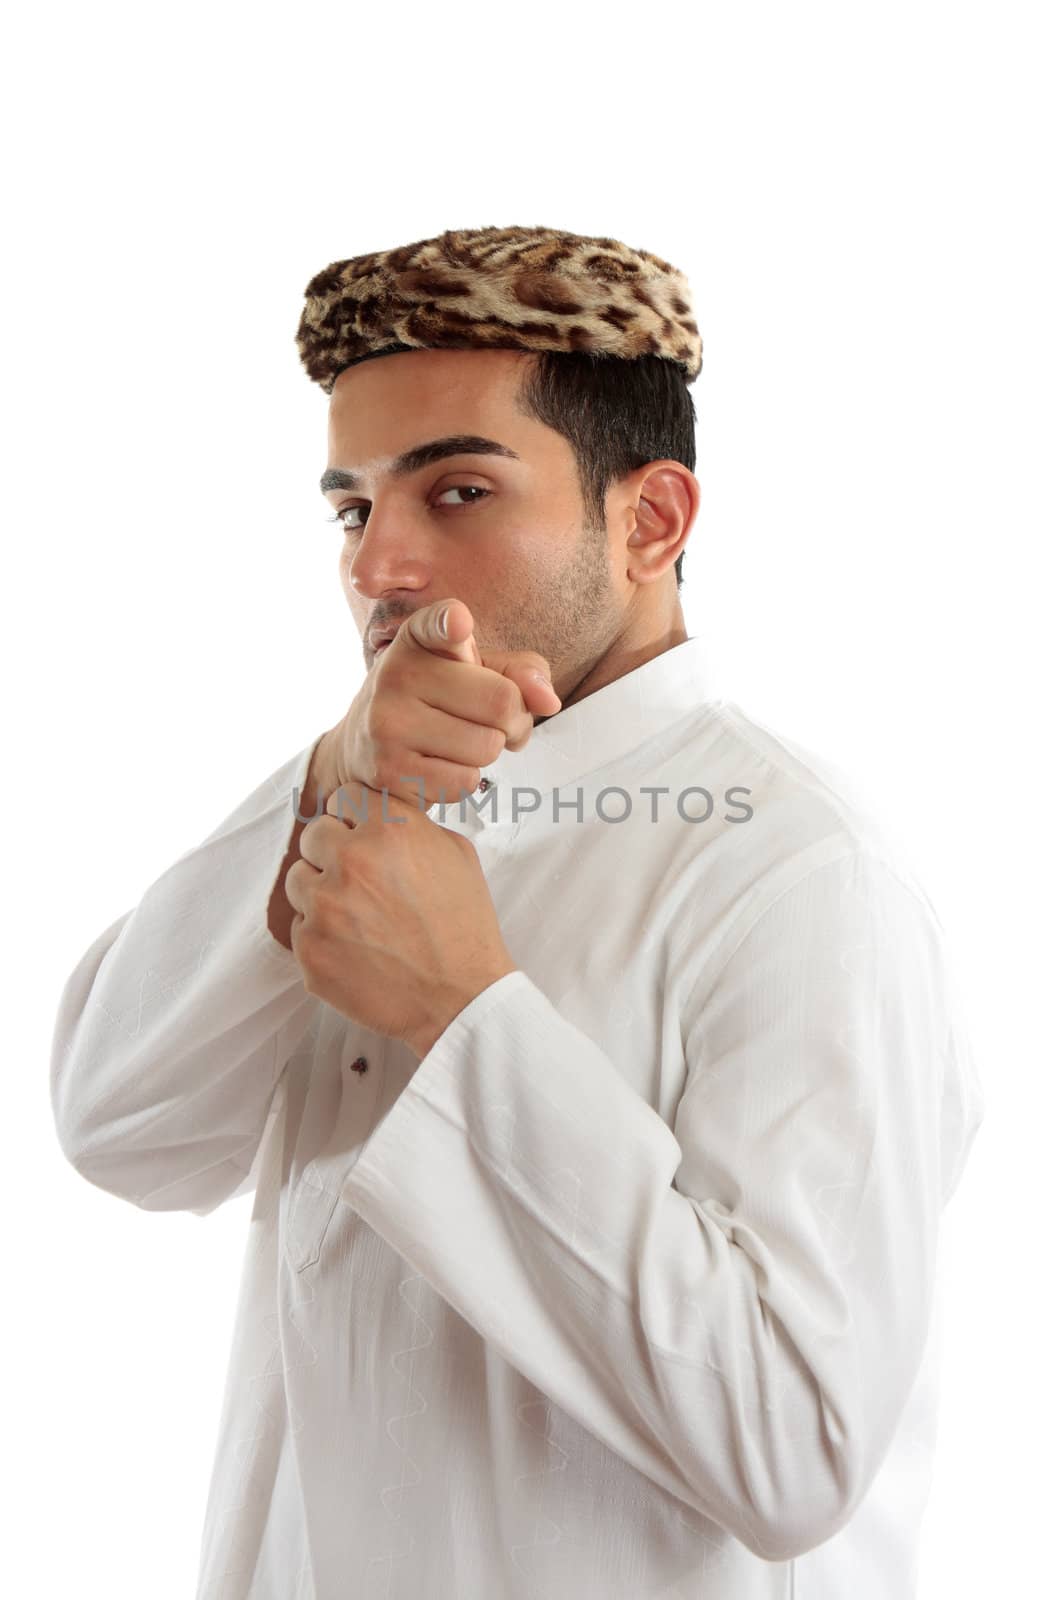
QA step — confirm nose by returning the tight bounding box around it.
[344,508,436,604]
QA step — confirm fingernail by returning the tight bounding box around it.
[532,671,561,701]
[438,605,450,639]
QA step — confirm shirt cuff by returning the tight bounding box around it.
[340,965,680,1305]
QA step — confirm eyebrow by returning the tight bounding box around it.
[320,434,521,495]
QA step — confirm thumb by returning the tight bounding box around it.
[400,598,482,667]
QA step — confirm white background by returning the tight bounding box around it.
[5,1,1031,1593]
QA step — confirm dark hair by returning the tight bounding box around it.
[336,345,697,589]
[514,350,697,591]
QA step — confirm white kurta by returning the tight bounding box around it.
[50,636,985,1599]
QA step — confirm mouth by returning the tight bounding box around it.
[371,627,401,653]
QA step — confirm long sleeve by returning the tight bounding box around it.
[50,735,325,1218]
[340,846,985,1563]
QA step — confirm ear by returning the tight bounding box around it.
[626,463,700,583]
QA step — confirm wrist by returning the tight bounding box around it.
[405,962,519,1060]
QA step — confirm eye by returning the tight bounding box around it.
[325,484,491,532]
[436,485,491,510]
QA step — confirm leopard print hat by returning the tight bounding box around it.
[295,223,703,395]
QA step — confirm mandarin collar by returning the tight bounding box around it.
[430,635,720,832]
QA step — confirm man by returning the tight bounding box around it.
[50,224,985,1599]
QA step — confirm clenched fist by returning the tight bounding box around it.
[285,777,518,1055]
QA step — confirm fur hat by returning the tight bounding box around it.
[295,223,702,395]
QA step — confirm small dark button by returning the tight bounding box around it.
[349,1056,368,1075]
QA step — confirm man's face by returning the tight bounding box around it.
[323,347,626,692]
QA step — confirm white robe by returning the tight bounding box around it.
[50,636,985,1599]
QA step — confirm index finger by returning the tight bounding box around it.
[398,598,481,668]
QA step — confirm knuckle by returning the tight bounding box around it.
[305,883,342,934]
[480,724,507,763]
[486,674,521,726]
[301,956,327,996]
[297,927,331,986]
[308,886,334,932]
[292,922,316,972]
[367,752,397,792]
[367,702,396,747]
